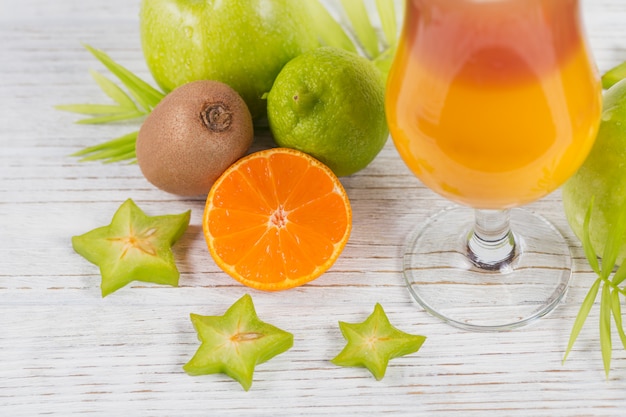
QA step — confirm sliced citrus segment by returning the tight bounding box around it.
[203,148,352,291]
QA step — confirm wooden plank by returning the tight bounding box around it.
[2,0,626,415]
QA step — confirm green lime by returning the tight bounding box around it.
[266,46,388,176]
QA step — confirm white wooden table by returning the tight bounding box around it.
[2,1,626,415]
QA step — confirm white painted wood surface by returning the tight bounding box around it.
[2,0,626,415]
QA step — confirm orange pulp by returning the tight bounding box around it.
[203,148,352,291]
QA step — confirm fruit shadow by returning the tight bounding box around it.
[173,202,209,277]
[249,119,278,153]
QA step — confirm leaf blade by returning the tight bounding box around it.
[375,0,398,49]
[611,289,626,351]
[71,131,138,157]
[71,131,138,163]
[582,199,601,275]
[89,69,138,109]
[600,203,626,279]
[304,0,358,53]
[84,44,165,111]
[612,261,626,286]
[600,283,612,378]
[77,141,136,162]
[373,46,396,78]
[75,111,146,125]
[55,103,134,115]
[340,0,380,59]
[563,277,602,362]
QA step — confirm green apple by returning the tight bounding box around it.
[563,79,626,265]
[139,0,319,118]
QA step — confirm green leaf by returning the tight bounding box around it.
[71,130,137,156]
[611,289,626,351]
[340,0,380,59]
[375,0,398,49]
[612,260,626,286]
[78,141,136,162]
[600,204,626,279]
[75,111,146,125]
[373,46,396,77]
[72,131,138,163]
[72,131,139,156]
[55,103,134,115]
[304,0,358,53]
[608,207,626,285]
[89,69,138,109]
[602,61,626,90]
[563,277,601,362]
[600,283,612,378]
[107,151,137,164]
[582,199,601,275]
[56,51,153,125]
[84,44,165,111]
[58,45,161,164]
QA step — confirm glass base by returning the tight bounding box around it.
[403,206,571,331]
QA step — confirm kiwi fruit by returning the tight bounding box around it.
[136,80,254,196]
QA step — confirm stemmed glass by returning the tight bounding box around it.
[385,0,602,330]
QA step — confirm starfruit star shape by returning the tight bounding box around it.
[72,198,190,297]
[332,303,426,380]
[183,294,294,391]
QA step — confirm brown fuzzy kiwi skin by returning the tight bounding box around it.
[136,80,254,196]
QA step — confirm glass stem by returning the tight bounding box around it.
[467,209,516,270]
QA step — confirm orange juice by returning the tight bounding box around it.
[386,0,602,209]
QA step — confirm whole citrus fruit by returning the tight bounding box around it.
[139,0,319,118]
[563,79,626,264]
[266,47,388,176]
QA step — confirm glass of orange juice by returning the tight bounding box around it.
[386,0,602,330]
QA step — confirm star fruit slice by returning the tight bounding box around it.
[71,198,191,297]
[332,303,427,380]
[183,294,294,391]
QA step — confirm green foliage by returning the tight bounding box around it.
[59,2,400,164]
[57,44,166,163]
[564,199,626,378]
[307,0,398,62]
[297,1,401,77]
[71,131,138,163]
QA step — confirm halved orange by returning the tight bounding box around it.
[203,148,352,291]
